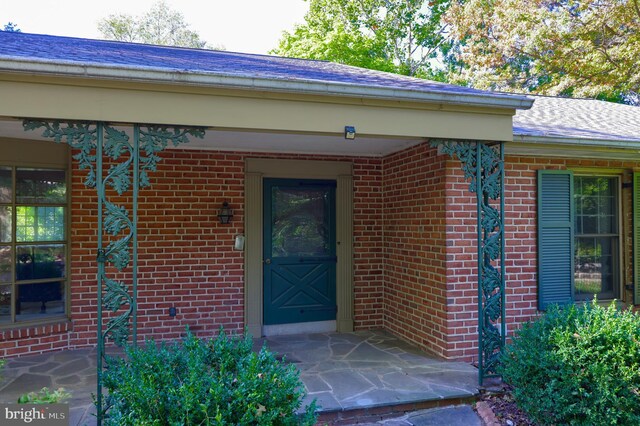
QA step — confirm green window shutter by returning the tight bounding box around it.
[538,170,574,310]
[634,173,640,305]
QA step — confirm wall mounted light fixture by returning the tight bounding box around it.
[344,126,356,140]
[217,201,233,224]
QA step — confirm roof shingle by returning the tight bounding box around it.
[0,31,526,104]
[513,96,640,143]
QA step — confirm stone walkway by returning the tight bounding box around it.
[0,347,98,425]
[258,330,479,423]
[0,330,481,425]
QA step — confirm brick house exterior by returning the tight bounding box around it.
[1,32,639,365]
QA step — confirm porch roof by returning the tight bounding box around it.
[0,32,530,155]
[0,31,531,110]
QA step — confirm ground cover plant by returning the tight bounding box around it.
[102,328,316,425]
[18,387,71,404]
[500,300,640,425]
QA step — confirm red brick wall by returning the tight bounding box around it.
[382,142,450,357]
[1,149,386,357]
[0,323,72,357]
[441,159,481,360]
[441,154,638,362]
[353,158,385,328]
[69,150,248,349]
[6,141,636,361]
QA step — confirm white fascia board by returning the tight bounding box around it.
[0,57,534,110]
[513,134,640,150]
[508,135,640,160]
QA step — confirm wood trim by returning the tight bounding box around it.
[0,138,69,167]
[244,172,263,338]
[336,174,354,332]
[244,158,354,336]
[0,80,515,141]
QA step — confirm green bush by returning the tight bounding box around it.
[500,300,640,425]
[18,387,71,404]
[102,328,316,425]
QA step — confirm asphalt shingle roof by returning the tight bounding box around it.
[3,32,636,145]
[0,31,524,104]
[514,95,640,143]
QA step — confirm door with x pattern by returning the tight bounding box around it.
[263,179,337,325]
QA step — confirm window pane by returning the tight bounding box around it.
[0,246,11,283]
[271,186,330,257]
[598,215,615,234]
[16,244,65,281]
[574,176,618,300]
[16,206,65,242]
[575,177,617,234]
[0,206,11,242]
[582,215,597,234]
[575,236,616,300]
[16,281,64,320]
[0,284,10,323]
[598,194,614,215]
[0,167,11,203]
[16,168,66,204]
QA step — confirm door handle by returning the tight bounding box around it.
[264,258,271,265]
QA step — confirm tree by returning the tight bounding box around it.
[272,0,457,81]
[98,0,217,49]
[445,0,640,103]
[2,22,21,32]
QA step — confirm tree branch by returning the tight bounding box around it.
[633,0,640,19]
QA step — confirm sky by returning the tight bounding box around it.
[1,0,310,54]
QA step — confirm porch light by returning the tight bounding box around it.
[217,201,233,224]
[344,126,356,140]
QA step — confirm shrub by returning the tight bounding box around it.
[500,300,640,425]
[102,328,316,425]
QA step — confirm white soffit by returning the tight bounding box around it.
[0,118,424,157]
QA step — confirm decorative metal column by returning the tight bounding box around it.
[23,120,204,423]
[432,139,506,385]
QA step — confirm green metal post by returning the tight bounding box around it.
[476,141,484,385]
[432,139,506,386]
[96,122,105,425]
[500,142,506,349]
[132,125,139,347]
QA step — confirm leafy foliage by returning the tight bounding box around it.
[138,126,204,188]
[500,300,640,425]
[102,328,316,425]
[98,0,216,49]
[272,0,458,80]
[18,387,71,404]
[23,120,98,189]
[445,0,640,103]
[2,22,20,32]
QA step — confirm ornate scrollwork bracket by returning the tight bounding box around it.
[23,119,204,423]
[432,139,506,385]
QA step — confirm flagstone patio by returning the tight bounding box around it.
[0,330,480,425]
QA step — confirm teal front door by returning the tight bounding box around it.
[263,179,337,325]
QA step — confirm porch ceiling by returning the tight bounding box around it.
[0,117,425,157]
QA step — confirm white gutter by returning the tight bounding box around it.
[0,56,534,110]
[513,133,640,150]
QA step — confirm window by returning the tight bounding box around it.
[574,176,619,300]
[537,171,631,309]
[0,167,68,325]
